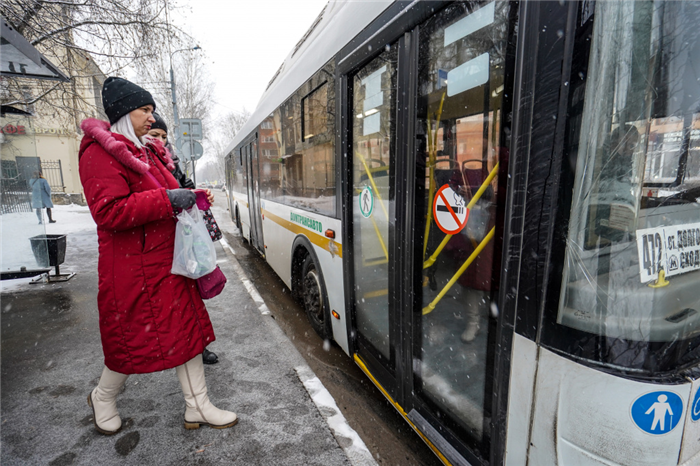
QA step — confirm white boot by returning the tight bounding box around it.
[87,366,129,435]
[461,321,480,343]
[176,355,238,430]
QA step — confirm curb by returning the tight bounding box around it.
[217,232,376,466]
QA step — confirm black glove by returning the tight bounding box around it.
[181,176,195,189]
[166,189,196,210]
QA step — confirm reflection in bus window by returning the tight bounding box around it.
[556,0,700,374]
[260,62,336,216]
[416,1,512,456]
[259,116,281,200]
[303,83,327,140]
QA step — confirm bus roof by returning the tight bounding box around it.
[225,0,394,154]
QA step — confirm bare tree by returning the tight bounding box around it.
[197,108,251,182]
[1,0,191,124]
[217,109,251,143]
[135,50,215,139]
[132,50,218,183]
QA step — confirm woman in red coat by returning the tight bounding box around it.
[79,77,237,435]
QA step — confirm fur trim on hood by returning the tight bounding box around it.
[144,136,176,172]
[79,119,175,174]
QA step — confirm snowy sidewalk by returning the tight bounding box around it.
[0,204,367,465]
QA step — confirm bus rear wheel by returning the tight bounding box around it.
[235,206,242,232]
[301,254,330,340]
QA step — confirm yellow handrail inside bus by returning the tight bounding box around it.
[370,214,389,261]
[423,227,495,315]
[423,92,446,259]
[423,162,499,269]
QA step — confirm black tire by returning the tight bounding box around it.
[301,254,330,340]
[235,206,242,232]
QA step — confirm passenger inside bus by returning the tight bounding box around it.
[444,142,497,343]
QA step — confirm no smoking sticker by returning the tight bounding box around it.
[433,184,468,235]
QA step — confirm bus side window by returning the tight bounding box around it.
[277,61,336,216]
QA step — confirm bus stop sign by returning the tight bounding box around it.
[179,118,202,140]
[433,184,468,235]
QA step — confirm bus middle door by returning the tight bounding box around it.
[245,139,265,255]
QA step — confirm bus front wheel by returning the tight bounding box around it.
[301,254,330,340]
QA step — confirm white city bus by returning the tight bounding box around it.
[225,1,700,464]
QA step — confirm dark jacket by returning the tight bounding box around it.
[166,143,195,189]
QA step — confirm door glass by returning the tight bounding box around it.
[352,45,398,361]
[416,0,511,451]
[250,141,264,252]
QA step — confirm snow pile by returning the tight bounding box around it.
[1,204,95,292]
[295,365,377,466]
[44,203,96,235]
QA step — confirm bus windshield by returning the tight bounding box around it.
[556,0,700,374]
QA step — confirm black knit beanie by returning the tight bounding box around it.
[151,112,168,134]
[102,77,156,125]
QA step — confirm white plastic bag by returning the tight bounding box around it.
[171,205,217,279]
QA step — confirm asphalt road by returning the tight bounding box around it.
[212,193,442,466]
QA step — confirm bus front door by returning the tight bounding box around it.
[349,39,400,397]
[347,3,514,465]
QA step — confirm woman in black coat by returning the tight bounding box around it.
[146,112,218,365]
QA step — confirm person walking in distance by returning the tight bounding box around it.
[78,77,237,435]
[146,111,218,364]
[30,171,55,224]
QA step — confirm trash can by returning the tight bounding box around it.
[29,234,66,267]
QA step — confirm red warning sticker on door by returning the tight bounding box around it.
[433,184,469,235]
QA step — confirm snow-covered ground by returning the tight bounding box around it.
[1,204,95,292]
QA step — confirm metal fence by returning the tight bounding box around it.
[1,177,32,214]
[41,160,65,193]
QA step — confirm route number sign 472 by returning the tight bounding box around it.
[636,222,700,283]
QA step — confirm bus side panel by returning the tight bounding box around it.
[504,334,538,466]
[260,200,295,288]
[309,217,346,354]
[258,201,348,354]
[528,348,690,466]
[680,379,700,464]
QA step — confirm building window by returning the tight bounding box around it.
[302,83,328,141]
[1,160,19,179]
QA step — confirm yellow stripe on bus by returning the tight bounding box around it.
[353,354,453,466]
[230,194,249,208]
[263,209,343,259]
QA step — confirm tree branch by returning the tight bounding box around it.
[3,82,62,107]
[31,15,164,46]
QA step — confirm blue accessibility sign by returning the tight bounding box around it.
[631,391,683,435]
[691,388,700,422]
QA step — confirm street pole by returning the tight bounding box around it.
[170,65,180,145]
[190,139,197,186]
[169,46,201,179]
